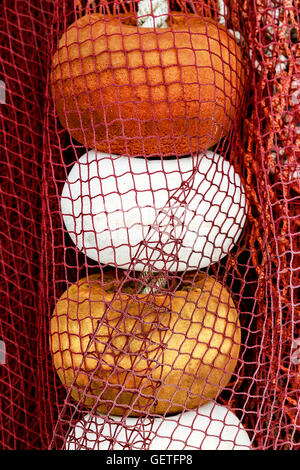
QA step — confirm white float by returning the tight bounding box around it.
[61,151,247,271]
[65,401,252,450]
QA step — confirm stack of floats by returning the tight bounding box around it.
[50,5,251,450]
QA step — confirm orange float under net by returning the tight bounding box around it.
[0,0,299,451]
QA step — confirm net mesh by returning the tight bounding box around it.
[0,0,299,450]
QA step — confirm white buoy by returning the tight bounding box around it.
[61,151,247,271]
[65,401,252,450]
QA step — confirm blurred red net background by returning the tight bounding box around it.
[0,0,299,450]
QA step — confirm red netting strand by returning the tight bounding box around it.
[0,0,299,450]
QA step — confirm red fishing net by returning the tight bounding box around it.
[0,0,299,451]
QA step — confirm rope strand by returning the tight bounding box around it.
[137,0,169,28]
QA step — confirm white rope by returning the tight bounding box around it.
[137,0,169,28]
[218,0,227,26]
